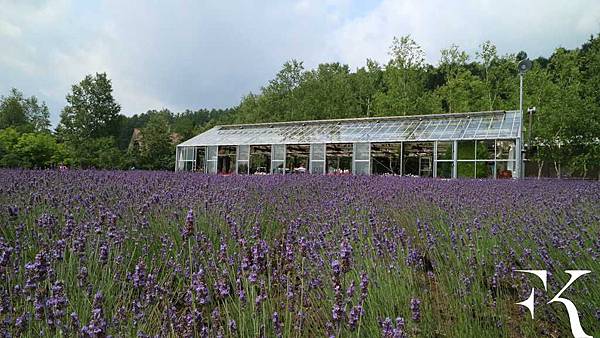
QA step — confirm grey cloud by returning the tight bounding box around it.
[0,0,598,126]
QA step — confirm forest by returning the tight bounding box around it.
[0,34,598,176]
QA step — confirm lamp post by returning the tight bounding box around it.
[517,57,532,178]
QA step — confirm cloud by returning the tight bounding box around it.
[331,0,600,67]
[0,0,598,127]
[0,20,21,38]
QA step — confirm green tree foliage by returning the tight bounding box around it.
[14,133,62,169]
[54,73,125,169]
[0,128,67,168]
[373,35,437,116]
[436,44,488,113]
[351,59,384,117]
[0,128,21,167]
[137,114,175,170]
[69,137,125,169]
[0,88,51,132]
[57,72,121,142]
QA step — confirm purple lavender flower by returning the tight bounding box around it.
[331,260,341,277]
[82,291,107,337]
[380,317,394,337]
[131,260,147,289]
[96,243,108,265]
[24,250,50,293]
[47,280,68,326]
[228,319,237,334]
[272,311,283,338]
[182,208,195,239]
[346,281,355,298]
[191,271,210,305]
[15,312,30,333]
[410,298,421,322]
[347,304,364,330]
[359,272,369,302]
[339,239,353,273]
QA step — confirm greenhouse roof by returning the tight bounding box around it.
[177,110,522,147]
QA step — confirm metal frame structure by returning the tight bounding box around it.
[176,110,523,178]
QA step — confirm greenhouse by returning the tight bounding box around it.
[175,110,523,178]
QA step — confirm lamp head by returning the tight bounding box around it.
[518,59,532,74]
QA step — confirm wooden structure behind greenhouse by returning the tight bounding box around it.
[175,110,523,179]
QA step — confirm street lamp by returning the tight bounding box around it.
[517,56,532,178]
[518,57,532,115]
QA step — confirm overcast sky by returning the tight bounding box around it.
[1,0,599,125]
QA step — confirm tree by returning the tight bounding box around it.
[57,73,121,142]
[297,63,361,120]
[259,60,306,121]
[68,137,124,169]
[138,114,175,170]
[475,41,517,110]
[351,59,384,117]
[436,44,487,113]
[388,35,425,69]
[15,133,62,169]
[373,36,438,116]
[0,128,21,167]
[0,88,51,132]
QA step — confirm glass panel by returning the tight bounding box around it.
[371,143,402,175]
[250,145,271,174]
[354,161,370,175]
[326,143,352,174]
[473,116,494,138]
[457,141,476,160]
[183,147,195,161]
[457,162,476,178]
[310,143,325,161]
[207,159,217,174]
[207,146,218,161]
[496,161,515,179]
[310,161,324,174]
[237,161,249,175]
[184,161,193,171]
[496,140,516,160]
[271,161,285,174]
[272,144,285,161]
[436,142,453,161]
[175,148,182,168]
[476,161,495,178]
[238,145,250,161]
[436,162,453,178]
[462,117,482,139]
[407,120,428,140]
[476,140,495,161]
[218,146,236,175]
[286,144,309,174]
[353,143,370,161]
[196,147,206,173]
[402,142,433,177]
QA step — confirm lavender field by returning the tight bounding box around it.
[1,170,599,337]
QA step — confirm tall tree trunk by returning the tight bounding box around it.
[537,160,544,179]
[554,161,561,178]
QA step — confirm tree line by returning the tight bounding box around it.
[0,34,598,176]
